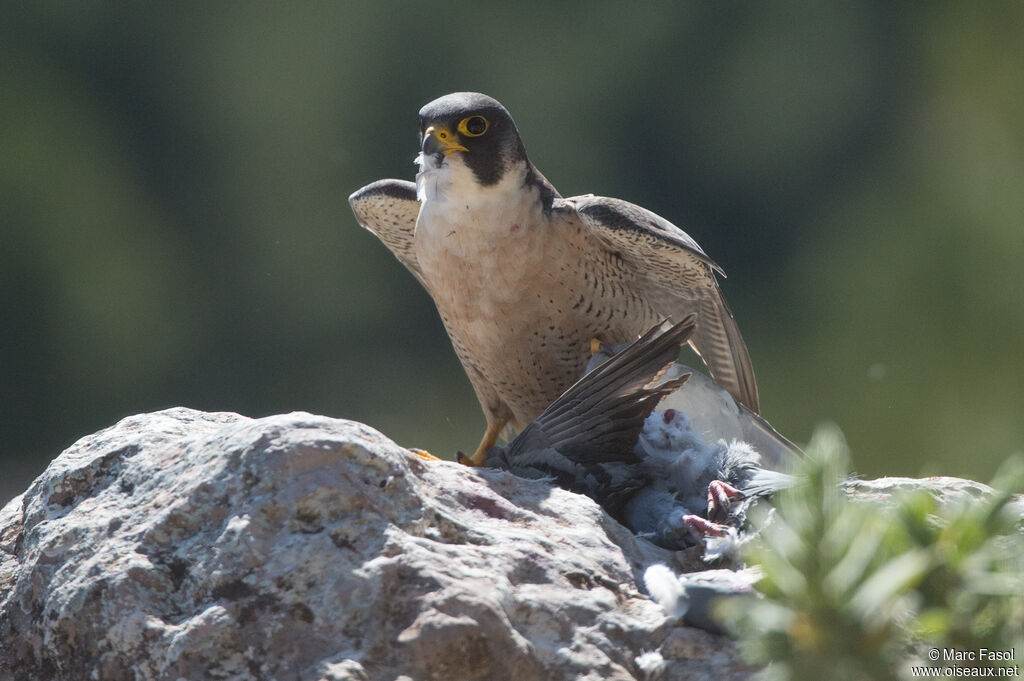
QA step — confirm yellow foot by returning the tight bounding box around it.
[408,448,441,461]
[458,419,509,467]
[589,337,606,356]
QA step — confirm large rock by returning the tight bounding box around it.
[0,408,745,681]
[1,409,1008,680]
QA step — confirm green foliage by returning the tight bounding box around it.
[721,425,1024,681]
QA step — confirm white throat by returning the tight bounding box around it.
[415,152,532,207]
[414,152,546,277]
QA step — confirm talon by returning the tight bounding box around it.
[461,419,508,467]
[707,480,745,523]
[683,514,729,540]
[409,448,441,461]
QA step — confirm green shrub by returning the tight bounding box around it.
[720,425,1024,681]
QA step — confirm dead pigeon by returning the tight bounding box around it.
[487,317,800,550]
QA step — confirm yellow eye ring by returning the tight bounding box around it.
[458,115,489,137]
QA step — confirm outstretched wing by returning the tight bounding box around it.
[563,194,760,414]
[490,317,695,515]
[348,179,424,286]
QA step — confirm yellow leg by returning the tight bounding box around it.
[589,337,605,356]
[458,419,508,467]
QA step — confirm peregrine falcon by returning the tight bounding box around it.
[350,92,759,465]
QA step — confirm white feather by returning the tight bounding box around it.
[634,650,667,680]
[643,564,689,619]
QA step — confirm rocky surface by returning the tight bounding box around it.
[0,408,745,681]
[0,408,1008,681]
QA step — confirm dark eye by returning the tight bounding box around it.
[459,115,489,137]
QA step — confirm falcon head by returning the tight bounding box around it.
[417,92,529,187]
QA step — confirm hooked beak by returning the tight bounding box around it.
[422,125,468,158]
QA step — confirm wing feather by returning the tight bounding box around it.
[348,179,423,285]
[504,316,696,465]
[492,318,695,515]
[566,194,760,413]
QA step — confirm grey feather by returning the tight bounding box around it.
[565,194,760,413]
[645,565,761,634]
[491,317,799,551]
[348,179,424,285]
[608,359,800,472]
[566,195,722,274]
[488,316,696,517]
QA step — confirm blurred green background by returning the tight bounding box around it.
[2,2,1022,505]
